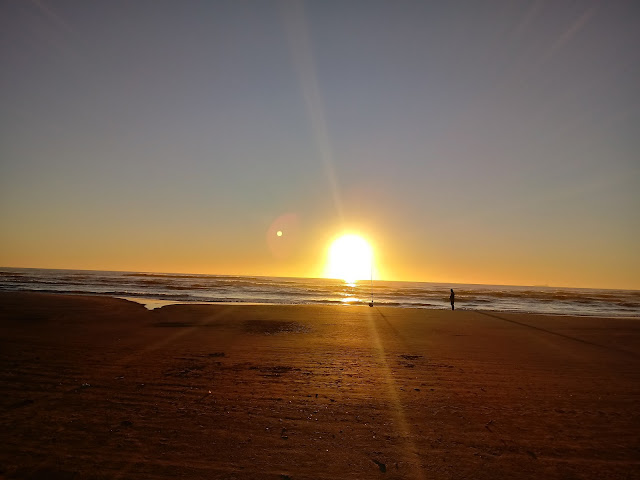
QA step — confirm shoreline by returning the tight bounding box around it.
[2,269,638,318]
[3,289,639,318]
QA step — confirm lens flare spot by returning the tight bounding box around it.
[266,213,298,260]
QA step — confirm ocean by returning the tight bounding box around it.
[0,267,638,317]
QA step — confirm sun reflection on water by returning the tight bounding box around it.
[340,279,364,304]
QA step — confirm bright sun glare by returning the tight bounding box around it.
[326,234,373,284]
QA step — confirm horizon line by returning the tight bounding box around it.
[1,265,637,292]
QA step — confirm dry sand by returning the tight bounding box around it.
[1,292,639,479]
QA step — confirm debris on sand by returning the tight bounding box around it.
[372,459,386,473]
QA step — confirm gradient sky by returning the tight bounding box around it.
[1,1,639,289]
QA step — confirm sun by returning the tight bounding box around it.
[326,234,373,284]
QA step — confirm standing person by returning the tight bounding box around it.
[450,288,455,310]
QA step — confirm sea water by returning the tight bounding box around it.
[0,267,638,317]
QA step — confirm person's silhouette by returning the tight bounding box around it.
[450,289,455,310]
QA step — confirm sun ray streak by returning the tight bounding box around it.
[365,307,427,479]
[281,1,344,222]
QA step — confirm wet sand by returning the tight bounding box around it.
[1,292,639,479]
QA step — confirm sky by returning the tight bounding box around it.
[1,0,639,289]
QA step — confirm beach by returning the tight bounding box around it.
[1,292,639,479]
